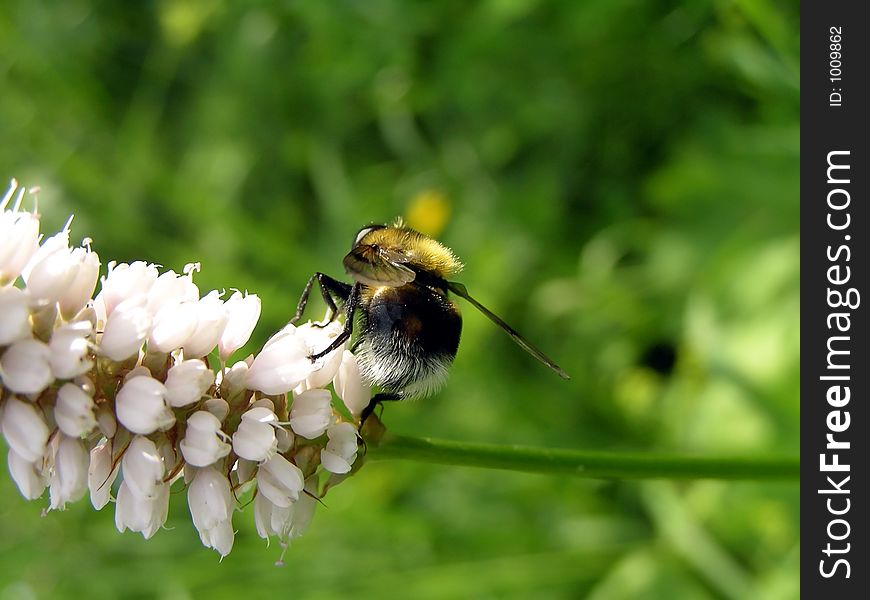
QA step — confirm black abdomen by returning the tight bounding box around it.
[356,284,461,396]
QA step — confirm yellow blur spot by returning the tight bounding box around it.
[613,367,660,422]
[159,0,219,47]
[405,190,451,237]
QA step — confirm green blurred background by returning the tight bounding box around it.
[1,1,799,598]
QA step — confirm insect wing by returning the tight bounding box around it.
[446,281,570,380]
[343,244,416,287]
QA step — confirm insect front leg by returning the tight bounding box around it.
[291,273,352,325]
[310,283,360,360]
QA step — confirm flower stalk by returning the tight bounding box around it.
[366,433,800,481]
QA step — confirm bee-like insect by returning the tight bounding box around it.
[291,219,569,423]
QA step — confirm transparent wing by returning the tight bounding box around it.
[343,245,416,287]
[447,281,570,380]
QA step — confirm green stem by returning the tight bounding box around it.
[367,434,800,481]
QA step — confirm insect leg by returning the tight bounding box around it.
[310,282,360,360]
[360,391,405,428]
[291,273,352,325]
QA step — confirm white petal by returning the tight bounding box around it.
[7,447,46,500]
[146,270,199,316]
[116,375,174,435]
[219,291,261,361]
[289,389,333,439]
[0,287,32,345]
[58,246,100,320]
[88,439,118,510]
[333,350,371,418]
[121,435,165,500]
[164,359,213,407]
[0,204,40,286]
[297,321,345,388]
[99,261,159,318]
[49,435,89,510]
[231,419,277,462]
[321,422,359,474]
[23,231,79,305]
[257,454,304,508]
[100,297,151,361]
[49,321,94,380]
[246,329,313,394]
[54,382,97,437]
[188,466,233,532]
[148,300,199,353]
[180,411,231,467]
[182,290,229,358]
[0,339,53,394]
[201,519,235,557]
[1,397,50,462]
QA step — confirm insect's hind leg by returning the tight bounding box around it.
[291,273,352,325]
[360,391,406,429]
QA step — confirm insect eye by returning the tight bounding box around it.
[352,225,386,249]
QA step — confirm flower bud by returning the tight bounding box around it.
[146,269,199,316]
[188,466,235,557]
[182,290,229,358]
[115,479,169,539]
[7,447,46,500]
[58,244,100,320]
[202,398,229,422]
[88,439,118,510]
[218,291,261,361]
[256,454,304,508]
[0,286,32,345]
[180,411,231,467]
[219,358,250,407]
[164,359,213,407]
[148,300,199,353]
[320,422,359,475]
[99,261,159,318]
[232,407,278,462]
[49,321,94,380]
[121,435,165,500]
[0,397,49,462]
[116,375,174,435]
[100,296,151,361]
[333,350,371,418]
[55,382,97,438]
[289,389,333,439]
[96,404,118,439]
[49,435,89,510]
[275,426,294,453]
[246,325,314,395]
[234,458,257,486]
[0,338,53,394]
[22,229,79,305]
[253,492,293,541]
[0,184,40,285]
[155,434,181,478]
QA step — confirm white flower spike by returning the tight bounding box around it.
[1,183,376,558]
